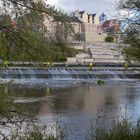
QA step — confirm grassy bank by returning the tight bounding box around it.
[87,118,140,140]
[124,47,140,62]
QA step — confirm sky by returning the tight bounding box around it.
[46,0,120,19]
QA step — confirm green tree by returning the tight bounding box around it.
[0,0,74,62]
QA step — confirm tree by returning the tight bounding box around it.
[119,0,140,61]
[119,0,140,28]
[0,0,74,62]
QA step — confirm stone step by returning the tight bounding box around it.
[93,59,125,63]
[90,47,115,50]
[88,43,125,64]
[91,55,114,59]
[89,48,118,52]
[91,52,120,55]
[90,46,115,49]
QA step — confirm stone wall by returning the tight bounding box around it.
[82,23,106,43]
[43,13,105,43]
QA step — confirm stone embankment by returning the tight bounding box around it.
[67,42,126,64]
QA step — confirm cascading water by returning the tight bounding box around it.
[0,67,140,82]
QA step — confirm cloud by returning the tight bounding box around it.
[46,0,59,5]
[46,0,120,18]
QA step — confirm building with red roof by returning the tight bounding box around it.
[100,19,120,35]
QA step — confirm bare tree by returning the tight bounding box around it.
[119,0,140,61]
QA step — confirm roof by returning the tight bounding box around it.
[79,11,86,14]
[99,13,107,21]
[66,16,82,23]
[101,19,118,28]
[88,14,92,18]
[92,14,96,17]
[100,19,120,33]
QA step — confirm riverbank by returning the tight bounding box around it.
[3,80,140,140]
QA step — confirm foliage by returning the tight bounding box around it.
[87,118,140,140]
[123,27,140,48]
[124,47,140,61]
[105,36,115,42]
[119,0,140,61]
[0,83,67,139]
[119,0,140,28]
[0,83,36,139]
[0,0,75,62]
[0,29,79,62]
[97,80,105,85]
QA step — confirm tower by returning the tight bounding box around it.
[99,13,107,25]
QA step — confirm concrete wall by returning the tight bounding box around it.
[67,52,92,64]
[82,23,106,42]
[67,57,77,63]
[93,15,99,25]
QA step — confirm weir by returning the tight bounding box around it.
[0,67,140,81]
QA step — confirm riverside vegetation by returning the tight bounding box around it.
[1,83,140,140]
[0,0,79,62]
[0,83,68,140]
[0,0,140,139]
[120,0,140,62]
[87,118,140,140]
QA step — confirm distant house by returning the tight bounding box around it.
[100,19,120,35]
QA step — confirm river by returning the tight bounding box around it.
[6,79,140,140]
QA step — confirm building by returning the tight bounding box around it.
[43,14,84,42]
[72,10,99,25]
[43,10,105,43]
[71,10,105,42]
[100,19,120,35]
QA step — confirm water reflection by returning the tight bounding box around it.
[6,80,140,140]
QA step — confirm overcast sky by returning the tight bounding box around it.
[46,0,120,19]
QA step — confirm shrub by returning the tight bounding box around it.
[87,118,140,140]
[105,36,115,42]
[124,47,140,62]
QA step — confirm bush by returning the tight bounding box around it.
[87,118,140,140]
[0,84,68,140]
[124,47,140,62]
[105,36,115,42]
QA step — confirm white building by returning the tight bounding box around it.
[72,10,100,25]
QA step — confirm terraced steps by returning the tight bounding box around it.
[88,43,125,64]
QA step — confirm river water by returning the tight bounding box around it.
[7,79,140,140]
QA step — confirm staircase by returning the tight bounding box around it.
[88,43,125,64]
